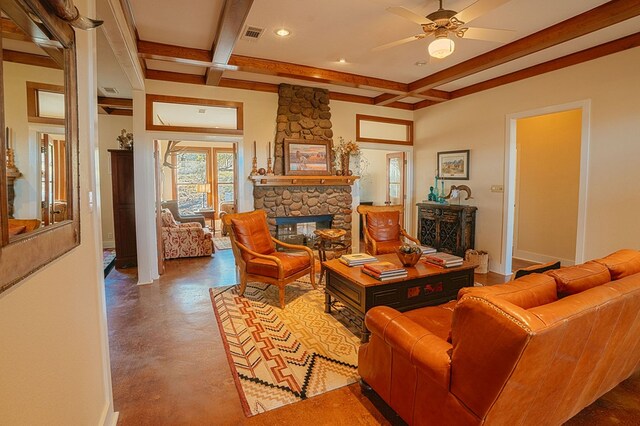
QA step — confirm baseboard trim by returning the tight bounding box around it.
[99,401,119,426]
[102,241,115,249]
[513,249,574,266]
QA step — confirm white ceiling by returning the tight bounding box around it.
[99,0,639,103]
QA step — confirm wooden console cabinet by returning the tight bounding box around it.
[109,150,137,268]
[417,202,477,257]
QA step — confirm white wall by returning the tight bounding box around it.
[359,149,389,204]
[0,0,117,424]
[98,114,133,248]
[414,47,640,273]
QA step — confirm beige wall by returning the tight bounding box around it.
[0,0,116,423]
[2,61,64,218]
[359,149,389,205]
[98,114,133,248]
[413,47,640,272]
[515,109,582,264]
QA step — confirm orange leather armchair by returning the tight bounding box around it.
[357,205,420,255]
[222,210,315,308]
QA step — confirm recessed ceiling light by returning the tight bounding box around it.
[275,28,290,37]
[338,58,347,64]
[414,61,428,66]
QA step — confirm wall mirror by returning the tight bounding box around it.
[0,0,80,294]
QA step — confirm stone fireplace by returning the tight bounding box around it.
[251,84,354,248]
[253,185,353,247]
[275,214,333,247]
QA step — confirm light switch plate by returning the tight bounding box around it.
[491,185,504,193]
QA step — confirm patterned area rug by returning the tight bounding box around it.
[103,248,116,277]
[213,236,232,250]
[210,276,361,417]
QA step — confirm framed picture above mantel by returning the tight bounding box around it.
[284,139,332,176]
[437,150,470,180]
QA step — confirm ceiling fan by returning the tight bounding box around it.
[375,0,514,59]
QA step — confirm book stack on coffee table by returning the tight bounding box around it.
[362,261,408,281]
[423,252,464,268]
[339,253,377,267]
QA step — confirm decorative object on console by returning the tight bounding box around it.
[417,202,476,257]
[444,184,473,201]
[437,149,469,180]
[116,129,133,150]
[284,139,332,176]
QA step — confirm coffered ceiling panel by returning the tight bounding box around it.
[129,0,225,49]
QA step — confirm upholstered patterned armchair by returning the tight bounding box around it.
[357,204,420,255]
[161,209,213,259]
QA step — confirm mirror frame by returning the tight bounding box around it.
[0,0,79,294]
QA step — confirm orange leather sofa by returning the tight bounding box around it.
[358,249,640,425]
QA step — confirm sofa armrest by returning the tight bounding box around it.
[164,226,206,239]
[365,306,452,388]
[179,222,202,229]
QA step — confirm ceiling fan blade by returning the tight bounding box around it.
[372,34,428,52]
[387,6,434,25]
[454,0,510,25]
[461,27,515,43]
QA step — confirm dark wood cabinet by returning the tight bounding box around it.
[417,202,476,257]
[109,150,137,268]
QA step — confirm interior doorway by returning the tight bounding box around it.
[39,132,67,225]
[502,101,590,275]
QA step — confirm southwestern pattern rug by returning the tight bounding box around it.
[210,276,361,416]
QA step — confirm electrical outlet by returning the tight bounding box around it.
[107,232,113,239]
[491,185,504,193]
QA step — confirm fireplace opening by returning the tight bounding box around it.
[275,214,333,248]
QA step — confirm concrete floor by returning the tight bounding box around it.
[105,249,640,425]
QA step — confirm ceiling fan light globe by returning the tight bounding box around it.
[428,38,455,58]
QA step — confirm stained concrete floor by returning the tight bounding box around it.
[105,249,640,425]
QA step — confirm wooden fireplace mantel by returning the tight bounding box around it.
[249,175,359,187]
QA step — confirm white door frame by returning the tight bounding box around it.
[501,100,591,275]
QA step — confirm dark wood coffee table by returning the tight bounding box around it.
[323,254,477,342]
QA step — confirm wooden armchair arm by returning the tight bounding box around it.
[272,237,314,257]
[361,226,378,255]
[401,229,420,245]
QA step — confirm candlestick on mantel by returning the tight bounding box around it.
[5,127,8,150]
[250,140,258,176]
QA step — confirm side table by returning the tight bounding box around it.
[314,229,350,285]
[196,208,216,234]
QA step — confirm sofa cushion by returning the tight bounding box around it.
[514,261,561,279]
[366,210,400,242]
[161,209,179,228]
[403,300,456,341]
[594,249,640,280]
[458,274,558,310]
[547,261,611,297]
[246,252,310,278]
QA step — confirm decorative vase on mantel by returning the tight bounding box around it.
[341,153,350,176]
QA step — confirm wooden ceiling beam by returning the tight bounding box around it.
[227,54,409,94]
[2,49,60,69]
[450,31,640,100]
[206,0,254,86]
[97,96,133,109]
[409,0,640,93]
[145,68,415,110]
[137,39,215,67]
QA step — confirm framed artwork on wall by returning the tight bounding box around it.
[284,139,332,175]
[437,150,470,180]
